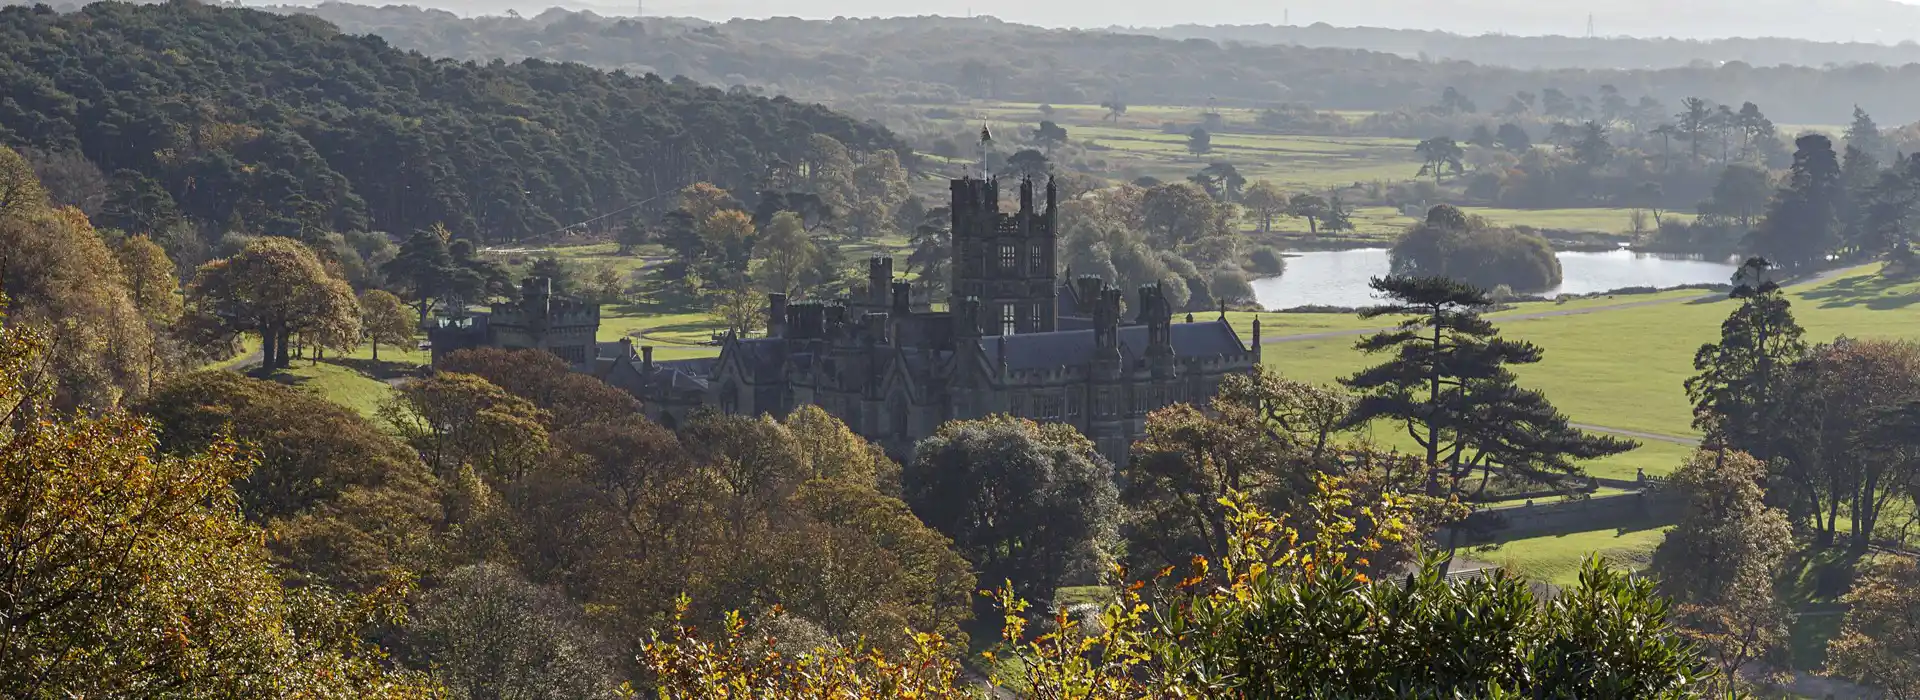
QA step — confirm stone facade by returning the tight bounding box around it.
[428,277,604,371]
[633,176,1262,465]
[428,175,1263,465]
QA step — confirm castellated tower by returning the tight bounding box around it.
[949,175,1058,336]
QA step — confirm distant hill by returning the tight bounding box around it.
[277,4,1920,125]
[1135,24,1920,70]
[0,2,899,242]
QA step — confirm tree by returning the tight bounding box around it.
[1677,97,1715,164]
[1649,449,1793,694]
[1241,180,1287,233]
[679,182,743,227]
[383,371,550,483]
[905,416,1119,612]
[1100,96,1128,123]
[697,209,757,274]
[850,149,909,238]
[1414,136,1464,182]
[439,347,639,428]
[0,298,434,697]
[1634,180,1667,225]
[709,276,764,339]
[1495,123,1533,154]
[1704,164,1774,228]
[1828,554,1920,700]
[1846,105,1887,163]
[1735,102,1778,162]
[0,145,48,217]
[1141,181,1223,247]
[115,234,183,388]
[906,205,951,298]
[1685,257,1806,462]
[1286,192,1330,235]
[138,371,441,592]
[1748,134,1843,269]
[1034,120,1069,152]
[1323,193,1356,232]
[1006,149,1051,182]
[1124,368,1364,570]
[1859,154,1920,256]
[1186,127,1212,156]
[406,564,622,699]
[1780,341,1920,549]
[1389,206,1563,291]
[1342,275,1636,500]
[1466,124,1496,149]
[383,226,486,321]
[1191,162,1245,202]
[1436,86,1477,115]
[1,200,155,409]
[358,289,417,362]
[187,237,361,371]
[1652,123,1680,173]
[1572,121,1613,170]
[749,211,819,297]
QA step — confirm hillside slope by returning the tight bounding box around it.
[286,5,1920,124]
[0,2,900,242]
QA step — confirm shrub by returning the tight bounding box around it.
[1210,267,1256,306]
[1246,245,1286,276]
[1390,206,1563,291]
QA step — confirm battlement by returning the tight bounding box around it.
[950,175,1057,240]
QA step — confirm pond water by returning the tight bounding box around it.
[1250,248,1743,310]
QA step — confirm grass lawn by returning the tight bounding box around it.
[266,360,397,421]
[1467,526,1671,588]
[1265,265,1920,443]
[1461,207,1698,234]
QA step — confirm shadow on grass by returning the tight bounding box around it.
[1799,272,1920,310]
[327,357,425,381]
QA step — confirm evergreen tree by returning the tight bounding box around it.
[1846,105,1886,163]
[1747,134,1843,269]
[1685,257,1807,460]
[1839,143,1883,259]
[1341,276,1636,498]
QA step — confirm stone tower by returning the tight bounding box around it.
[949,176,1058,336]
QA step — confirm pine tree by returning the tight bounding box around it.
[1342,276,1636,498]
[1747,134,1843,269]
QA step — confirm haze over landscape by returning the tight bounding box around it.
[257,0,1920,41]
[5,0,1920,697]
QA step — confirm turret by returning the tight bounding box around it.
[891,281,912,315]
[1252,316,1263,363]
[1139,283,1173,360]
[1094,287,1122,362]
[521,277,552,317]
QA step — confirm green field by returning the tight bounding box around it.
[1468,526,1672,588]
[942,100,1699,237]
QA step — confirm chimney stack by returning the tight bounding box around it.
[767,293,789,338]
[891,281,912,315]
[868,257,893,306]
[641,345,654,374]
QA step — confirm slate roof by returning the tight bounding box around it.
[980,320,1248,370]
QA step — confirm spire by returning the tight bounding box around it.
[979,125,994,180]
[1252,316,1263,362]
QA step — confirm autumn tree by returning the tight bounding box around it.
[1343,275,1636,501]
[1776,339,1920,548]
[1141,181,1225,247]
[905,416,1120,613]
[384,371,550,483]
[0,144,46,216]
[0,295,435,697]
[115,234,183,390]
[359,288,417,362]
[404,564,622,699]
[139,371,442,592]
[1125,368,1361,570]
[187,237,360,371]
[438,347,640,429]
[1649,449,1793,694]
[0,198,155,409]
[1828,554,1920,700]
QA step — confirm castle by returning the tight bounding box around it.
[432,176,1262,466]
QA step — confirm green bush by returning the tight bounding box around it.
[1391,205,1563,292]
[1246,245,1287,276]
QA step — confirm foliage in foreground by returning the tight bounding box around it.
[645,481,1713,698]
[0,295,438,698]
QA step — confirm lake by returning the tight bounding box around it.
[1251,248,1743,310]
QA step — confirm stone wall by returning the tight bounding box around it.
[1443,489,1687,545]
